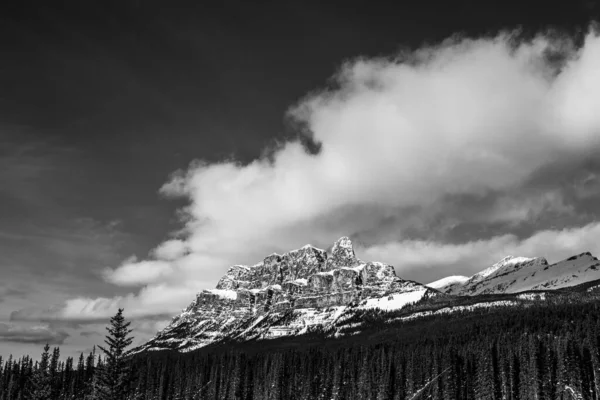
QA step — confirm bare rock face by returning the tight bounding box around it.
[235,289,257,308]
[325,237,360,270]
[361,262,396,286]
[258,253,285,287]
[216,265,254,290]
[282,245,328,281]
[308,272,334,293]
[332,268,361,291]
[294,291,358,308]
[254,289,275,312]
[282,279,307,295]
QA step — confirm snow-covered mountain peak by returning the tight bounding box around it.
[326,236,360,269]
[427,275,469,290]
[428,251,598,296]
[462,256,536,287]
[492,255,535,269]
[138,236,437,353]
[333,236,353,250]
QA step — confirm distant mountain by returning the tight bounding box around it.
[427,253,600,295]
[136,238,600,354]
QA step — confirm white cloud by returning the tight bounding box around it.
[151,239,188,260]
[31,29,600,321]
[362,221,600,280]
[13,283,199,321]
[484,190,574,225]
[103,257,172,287]
[0,322,69,344]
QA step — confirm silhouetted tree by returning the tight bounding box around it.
[95,308,134,400]
[30,344,51,400]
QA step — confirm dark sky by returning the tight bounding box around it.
[1,0,599,358]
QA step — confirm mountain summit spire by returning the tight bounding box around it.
[326,236,360,269]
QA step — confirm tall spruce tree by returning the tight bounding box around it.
[95,308,134,400]
[49,346,61,399]
[30,344,51,400]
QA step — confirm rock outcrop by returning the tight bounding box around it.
[326,236,360,269]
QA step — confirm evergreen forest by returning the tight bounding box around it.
[2,298,600,399]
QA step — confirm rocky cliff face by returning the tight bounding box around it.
[138,237,438,353]
[215,245,329,291]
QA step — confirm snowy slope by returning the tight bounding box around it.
[428,253,600,295]
[427,275,469,290]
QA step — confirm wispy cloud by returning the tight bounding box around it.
[0,322,69,345]
[79,331,100,338]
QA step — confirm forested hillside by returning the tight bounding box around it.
[2,296,600,399]
[130,297,600,400]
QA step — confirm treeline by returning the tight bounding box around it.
[0,344,99,400]
[0,309,133,400]
[2,299,600,399]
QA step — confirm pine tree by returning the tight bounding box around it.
[95,308,134,400]
[74,353,85,398]
[49,347,61,399]
[82,347,97,399]
[6,358,19,400]
[30,344,52,400]
[87,356,104,400]
[20,355,33,400]
[62,356,74,400]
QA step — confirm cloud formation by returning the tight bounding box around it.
[18,29,600,321]
[0,322,69,345]
[363,221,600,282]
[80,331,100,338]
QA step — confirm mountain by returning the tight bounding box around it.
[136,237,439,353]
[137,237,600,354]
[428,252,600,295]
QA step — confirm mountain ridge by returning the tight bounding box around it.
[136,237,600,354]
[427,252,600,295]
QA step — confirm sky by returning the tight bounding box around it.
[1,0,600,359]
